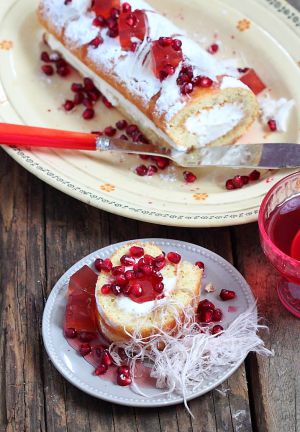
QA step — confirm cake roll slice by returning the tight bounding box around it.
[38,0,259,150]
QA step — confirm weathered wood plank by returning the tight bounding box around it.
[0,150,46,432]
[233,223,300,432]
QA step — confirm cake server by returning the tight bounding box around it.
[1,123,300,169]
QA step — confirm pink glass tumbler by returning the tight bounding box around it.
[258,172,300,317]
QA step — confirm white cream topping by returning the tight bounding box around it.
[220,76,250,91]
[65,12,98,47]
[258,93,295,132]
[114,276,177,316]
[41,0,91,31]
[185,102,244,147]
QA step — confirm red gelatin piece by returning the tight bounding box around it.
[239,68,266,95]
[119,9,148,51]
[291,229,300,261]
[128,273,165,303]
[64,266,98,334]
[151,39,183,80]
[92,0,120,18]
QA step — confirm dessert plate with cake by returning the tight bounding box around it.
[0,0,300,226]
[42,239,270,408]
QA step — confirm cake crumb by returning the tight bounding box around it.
[204,283,215,293]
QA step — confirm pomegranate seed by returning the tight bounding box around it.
[120,134,128,140]
[107,27,119,37]
[172,39,182,51]
[152,156,170,170]
[162,64,175,77]
[110,7,120,19]
[232,175,244,189]
[107,17,117,29]
[140,155,150,160]
[198,299,215,312]
[135,165,148,176]
[225,179,235,190]
[79,331,96,342]
[41,65,54,76]
[93,344,105,358]
[180,82,194,95]
[64,0,72,4]
[83,77,95,91]
[122,2,131,12]
[89,36,103,48]
[249,170,260,181]
[126,124,139,136]
[181,65,194,78]
[116,119,128,130]
[73,92,84,105]
[183,171,197,183]
[56,58,68,68]
[95,258,103,271]
[95,363,108,375]
[211,325,224,335]
[120,255,135,266]
[112,266,126,275]
[79,343,91,356]
[87,89,101,102]
[137,258,145,268]
[140,264,153,275]
[41,51,50,62]
[83,98,93,109]
[167,251,181,264]
[129,246,144,257]
[139,134,149,144]
[131,283,143,297]
[177,73,191,85]
[64,328,77,338]
[220,289,236,301]
[117,373,132,386]
[198,308,214,323]
[242,175,250,185]
[82,108,95,120]
[131,42,138,52]
[102,350,113,366]
[57,66,71,77]
[101,258,113,272]
[112,284,122,296]
[158,37,173,47]
[123,284,132,296]
[154,255,166,270]
[195,261,205,270]
[156,272,163,282]
[144,254,154,265]
[268,119,277,131]
[71,82,83,92]
[147,165,158,176]
[93,16,108,27]
[101,284,112,294]
[125,270,135,280]
[154,282,164,293]
[212,308,223,322]
[115,274,127,286]
[104,126,117,137]
[208,43,219,54]
[63,100,74,111]
[193,76,213,88]
[118,365,130,376]
[102,96,113,108]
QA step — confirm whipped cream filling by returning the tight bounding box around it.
[258,93,295,132]
[185,102,244,147]
[114,276,177,316]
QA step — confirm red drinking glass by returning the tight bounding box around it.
[258,171,300,317]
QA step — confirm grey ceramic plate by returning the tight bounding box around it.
[42,238,256,407]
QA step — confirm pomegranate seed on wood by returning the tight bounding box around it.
[220,289,236,301]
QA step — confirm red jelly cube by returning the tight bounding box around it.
[151,38,183,80]
[92,0,120,19]
[119,9,148,51]
[239,68,266,95]
[64,265,98,333]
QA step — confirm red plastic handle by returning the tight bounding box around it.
[0,123,97,150]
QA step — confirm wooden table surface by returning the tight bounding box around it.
[1,1,300,431]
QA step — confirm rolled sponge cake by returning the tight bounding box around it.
[95,242,203,343]
[37,0,259,151]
